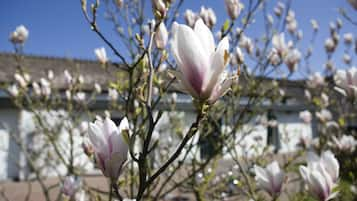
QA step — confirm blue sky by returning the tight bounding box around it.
[0,0,356,75]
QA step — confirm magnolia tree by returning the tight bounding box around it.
[1,0,357,201]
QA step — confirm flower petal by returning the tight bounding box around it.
[202,37,230,98]
[193,19,215,57]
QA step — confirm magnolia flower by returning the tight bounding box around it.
[331,135,357,152]
[32,82,41,96]
[171,19,235,104]
[152,0,167,16]
[74,92,86,103]
[64,70,73,85]
[9,25,29,44]
[274,2,284,17]
[61,176,81,197]
[284,49,301,73]
[311,19,319,31]
[108,88,118,101]
[231,47,244,65]
[299,110,312,124]
[48,70,54,80]
[88,117,129,180]
[316,109,332,123]
[299,151,339,201]
[94,47,108,64]
[155,22,168,49]
[324,38,336,53]
[344,33,353,45]
[199,6,216,28]
[94,83,102,93]
[268,49,281,66]
[343,54,351,65]
[348,0,357,10]
[7,84,19,97]
[184,9,198,27]
[272,33,288,58]
[334,67,357,97]
[307,72,325,88]
[239,35,254,55]
[287,19,298,34]
[40,78,51,97]
[65,90,72,100]
[14,73,28,88]
[224,0,243,20]
[254,161,285,197]
[305,89,311,101]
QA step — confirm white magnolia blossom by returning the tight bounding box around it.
[299,110,312,124]
[254,161,285,197]
[334,67,357,97]
[231,47,244,65]
[65,90,71,100]
[152,0,167,16]
[274,2,284,17]
[108,88,119,101]
[239,35,254,55]
[9,25,29,44]
[284,49,301,73]
[61,176,81,197]
[32,82,41,96]
[88,117,129,180]
[268,49,281,66]
[316,109,332,123]
[272,33,289,58]
[321,92,329,107]
[155,22,168,49]
[64,70,73,85]
[331,135,357,152]
[224,0,243,20]
[74,92,86,103]
[348,0,357,10]
[344,33,354,45]
[199,6,217,28]
[7,84,19,97]
[311,19,319,31]
[79,121,89,134]
[184,9,198,28]
[307,72,325,88]
[14,73,28,88]
[48,70,54,80]
[94,83,102,93]
[324,38,336,53]
[171,19,236,104]
[343,54,351,65]
[299,151,339,201]
[304,89,312,101]
[94,47,108,64]
[40,78,51,97]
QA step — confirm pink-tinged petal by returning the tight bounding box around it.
[118,117,129,133]
[96,152,108,177]
[105,152,127,181]
[193,19,215,57]
[202,37,229,98]
[88,123,107,152]
[173,71,199,98]
[208,77,234,104]
[310,170,330,201]
[174,23,210,95]
[109,133,129,160]
[321,151,339,182]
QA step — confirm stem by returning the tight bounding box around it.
[136,111,204,200]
